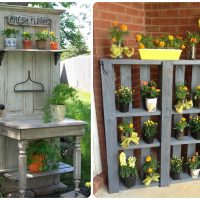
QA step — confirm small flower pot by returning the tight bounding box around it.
[143,135,154,144]
[36,40,48,49]
[22,40,32,49]
[174,130,184,140]
[192,131,200,140]
[119,102,129,113]
[122,176,136,188]
[170,171,181,180]
[194,97,200,108]
[145,97,157,112]
[5,38,17,49]
[50,105,66,121]
[50,42,59,50]
[190,169,199,178]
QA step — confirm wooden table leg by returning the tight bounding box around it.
[18,140,27,198]
[73,136,82,196]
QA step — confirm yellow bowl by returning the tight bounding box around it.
[139,49,182,60]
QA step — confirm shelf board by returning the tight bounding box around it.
[171,108,200,115]
[170,136,200,146]
[170,172,200,184]
[118,138,160,150]
[1,49,65,52]
[115,108,161,117]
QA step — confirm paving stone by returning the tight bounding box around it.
[60,191,85,198]
[5,189,35,198]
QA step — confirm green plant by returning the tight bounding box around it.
[187,152,200,170]
[170,156,183,173]
[143,120,158,137]
[36,30,49,40]
[175,117,188,132]
[143,155,159,175]
[141,81,161,98]
[50,31,58,42]
[22,31,32,40]
[194,85,200,99]
[2,28,19,38]
[119,152,137,178]
[43,104,52,123]
[50,83,77,105]
[115,86,134,104]
[175,83,189,101]
[189,116,200,132]
[118,121,134,137]
[26,139,61,171]
[186,32,200,46]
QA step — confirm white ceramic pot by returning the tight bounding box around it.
[145,97,157,112]
[190,169,200,178]
[5,38,17,49]
[50,105,66,121]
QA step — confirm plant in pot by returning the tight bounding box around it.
[119,152,137,188]
[50,31,59,50]
[143,120,158,144]
[35,30,49,49]
[115,86,134,113]
[170,156,183,180]
[22,31,32,49]
[118,121,140,148]
[26,139,60,173]
[49,83,76,121]
[187,152,200,178]
[142,155,160,186]
[189,116,200,140]
[2,28,19,49]
[141,80,161,112]
[193,85,200,108]
[174,117,188,140]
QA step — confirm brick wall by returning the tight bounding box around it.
[93,2,200,190]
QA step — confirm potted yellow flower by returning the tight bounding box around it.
[22,31,32,49]
[170,156,183,180]
[50,31,59,50]
[143,120,158,144]
[174,117,188,140]
[189,116,200,140]
[193,85,200,108]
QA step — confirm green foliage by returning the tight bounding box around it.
[194,85,200,99]
[175,83,189,101]
[141,81,161,98]
[143,120,158,137]
[143,156,159,175]
[35,30,49,41]
[118,122,135,137]
[186,32,200,46]
[175,117,188,132]
[170,156,183,173]
[189,116,200,132]
[2,28,19,38]
[0,175,3,197]
[115,86,134,104]
[43,104,52,123]
[22,31,32,40]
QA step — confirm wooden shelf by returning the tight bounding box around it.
[170,136,200,146]
[118,138,160,150]
[115,108,161,117]
[170,172,200,184]
[171,108,200,115]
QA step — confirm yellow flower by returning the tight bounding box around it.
[119,126,123,131]
[50,31,55,36]
[181,117,186,121]
[119,152,127,166]
[112,21,118,27]
[196,85,200,90]
[147,167,153,173]
[85,182,91,188]
[139,43,145,49]
[168,35,174,41]
[136,34,142,42]
[180,44,185,50]
[159,41,165,47]
[120,24,128,32]
[129,123,133,128]
[111,37,117,43]
[146,155,151,162]
[183,86,188,91]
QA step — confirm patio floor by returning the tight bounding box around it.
[95,181,200,198]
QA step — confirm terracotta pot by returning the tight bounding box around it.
[174,130,184,140]
[28,154,45,173]
[122,176,136,188]
[50,42,59,50]
[145,97,157,112]
[192,131,200,140]
[36,40,48,49]
[170,171,181,180]
[119,102,129,113]
[194,97,200,108]
[22,40,32,49]
[143,135,154,144]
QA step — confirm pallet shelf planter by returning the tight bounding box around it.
[100,58,200,193]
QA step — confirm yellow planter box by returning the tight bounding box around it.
[139,49,182,60]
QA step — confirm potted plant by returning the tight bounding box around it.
[136,34,185,60]
[143,120,158,144]
[49,83,76,121]
[141,81,161,112]
[118,121,140,148]
[174,117,188,140]
[142,155,160,186]
[35,30,49,49]
[187,152,200,178]
[193,85,200,108]
[22,31,32,49]
[189,116,200,140]
[115,86,134,113]
[50,31,59,50]
[119,152,137,188]
[170,156,183,180]
[2,28,19,49]
[27,139,60,173]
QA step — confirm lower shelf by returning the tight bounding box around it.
[170,172,200,184]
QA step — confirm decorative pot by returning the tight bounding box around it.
[190,169,199,178]
[145,97,157,112]
[22,40,32,49]
[192,131,200,140]
[122,176,136,188]
[174,130,184,140]
[119,102,129,113]
[194,97,200,108]
[170,171,181,180]
[143,135,154,144]
[50,105,66,121]
[5,38,17,49]
[190,44,196,60]
[139,49,182,60]
[28,154,45,173]
[50,42,59,50]
[36,40,48,49]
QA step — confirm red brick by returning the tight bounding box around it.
[99,11,117,20]
[108,3,126,13]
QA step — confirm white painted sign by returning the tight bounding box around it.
[7,15,51,27]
